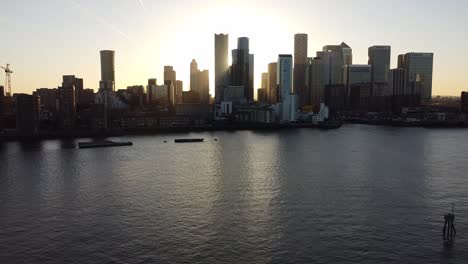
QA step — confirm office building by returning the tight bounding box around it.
[462,92,468,115]
[321,42,353,85]
[324,84,347,113]
[268,62,278,104]
[278,55,297,122]
[305,57,325,108]
[175,80,183,104]
[294,33,308,106]
[147,78,157,103]
[344,65,372,111]
[0,86,4,129]
[261,73,269,89]
[368,46,391,85]
[231,37,253,101]
[223,86,245,104]
[196,70,210,104]
[249,54,255,101]
[33,88,59,112]
[16,94,40,135]
[398,52,434,104]
[58,75,78,129]
[164,66,176,85]
[190,59,198,91]
[257,88,268,103]
[215,34,229,104]
[100,50,115,91]
[182,90,200,104]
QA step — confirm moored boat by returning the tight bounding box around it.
[174,138,204,143]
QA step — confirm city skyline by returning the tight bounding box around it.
[1,0,467,96]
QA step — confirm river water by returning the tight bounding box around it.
[1,125,467,263]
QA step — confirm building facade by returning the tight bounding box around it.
[294,33,308,107]
[215,34,229,104]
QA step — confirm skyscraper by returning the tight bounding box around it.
[231,37,253,101]
[59,75,78,129]
[249,54,255,101]
[398,53,434,104]
[16,94,40,135]
[164,66,177,104]
[215,34,229,104]
[198,70,210,104]
[294,33,308,106]
[278,55,297,122]
[164,66,176,85]
[368,46,391,84]
[261,73,269,89]
[190,59,198,91]
[322,43,352,85]
[175,80,183,104]
[344,65,372,111]
[147,78,157,103]
[100,50,115,91]
[0,86,4,130]
[305,57,325,108]
[268,62,278,104]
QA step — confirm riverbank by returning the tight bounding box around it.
[0,121,342,142]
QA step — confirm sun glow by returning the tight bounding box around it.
[136,1,298,96]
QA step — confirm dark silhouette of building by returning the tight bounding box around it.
[268,62,278,104]
[0,86,4,130]
[324,84,347,114]
[231,37,254,101]
[100,50,115,91]
[182,90,200,104]
[398,52,434,105]
[294,33,308,107]
[257,88,268,103]
[215,33,229,104]
[349,83,371,112]
[16,94,40,135]
[58,75,77,129]
[33,88,58,112]
[306,57,325,109]
[461,92,468,114]
[147,79,157,104]
[189,60,210,105]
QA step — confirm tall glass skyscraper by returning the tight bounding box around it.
[100,50,115,91]
[368,46,391,84]
[214,34,229,104]
[294,34,308,107]
[398,53,434,104]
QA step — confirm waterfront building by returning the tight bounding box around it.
[58,75,78,129]
[100,50,115,91]
[16,94,40,135]
[257,88,268,103]
[368,46,391,85]
[294,33,308,107]
[215,34,229,104]
[231,37,254,101]
[268,62,278,104]
[278,55,297,122]
[461,92,468,115]
[321,42,353,85]
[398,52,434,105]
[305,57,325,109]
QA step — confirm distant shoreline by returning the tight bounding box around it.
[2,120,468,142]
[0,122,342,142]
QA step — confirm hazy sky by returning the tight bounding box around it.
[1,0,467,96]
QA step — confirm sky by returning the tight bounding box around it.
[0,0,467,96]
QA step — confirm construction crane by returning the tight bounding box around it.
[1,64,13,97]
